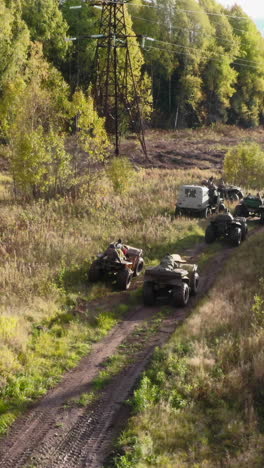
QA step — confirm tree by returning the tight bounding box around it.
[21,0,68,65]
[0,0,30,90]
[227,6,264,127]
[69,89,110,162]
[2,43,72,198]
[224,143,264,190]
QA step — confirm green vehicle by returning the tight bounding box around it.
[234,195,264,223]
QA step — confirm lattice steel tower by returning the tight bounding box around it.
[89,0,148,158]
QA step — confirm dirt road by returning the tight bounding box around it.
[0,234,259,468]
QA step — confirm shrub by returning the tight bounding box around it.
[106,157,136,193]
[224,143,264,190]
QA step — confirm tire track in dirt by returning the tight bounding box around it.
[0,228,262,468]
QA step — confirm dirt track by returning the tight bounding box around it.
[0,231,261,468]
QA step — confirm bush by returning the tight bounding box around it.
[106,157,136,194]
[224,143,264,190]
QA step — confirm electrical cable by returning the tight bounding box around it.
[141,36,263,66]
[128,3,253,34]
[130,13,238,45]
[129,2,251,21]
[143,43,262,70]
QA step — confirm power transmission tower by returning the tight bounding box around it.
[86,0,148,158]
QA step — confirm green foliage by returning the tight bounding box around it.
[224,143,264,189]
[106,157,136,193]
[70,89,110,162]
[21,0,68,64]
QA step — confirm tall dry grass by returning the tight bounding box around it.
[0,166,213,434]
[115,231,264,468]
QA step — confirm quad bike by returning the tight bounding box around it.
[218,185,244,201]
[234,195,264,223]
[88,242,144,290]
[175,185,225,218]
[205,212,248,247]
[143,254,199,307]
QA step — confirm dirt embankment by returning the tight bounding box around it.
[122,127,264,170]
[1,231,262,468]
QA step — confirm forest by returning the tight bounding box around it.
[0,0,264,199]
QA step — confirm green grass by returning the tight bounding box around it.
[0,304,130,436]
[113,232,264,468]
[0,163,232,436]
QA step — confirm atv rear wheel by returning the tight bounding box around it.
[88,261,101,282]
[134,257,144,277]
[175,206,183,217]
[230,227,242,247]
[234,204,248,217]
[143,282,156,306]
[260,211,264,224]
[218,203,226,213]
[171,282,190,307]
[205,224,216,244]
[190,272,199,296]
[116,269,133,290]
[202,207,210,218]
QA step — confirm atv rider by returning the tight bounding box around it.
[116,239,128,260]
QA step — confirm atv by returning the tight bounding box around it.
[234,195,264,223]
[89,242,144,290]
[205,212,248,247]
[175,185,225,218]
[218,184,244,201]
[143,254,199,307]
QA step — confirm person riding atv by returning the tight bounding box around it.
[89,240,144,290]
[143,254,199,307]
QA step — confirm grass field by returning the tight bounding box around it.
[0,164,214,435]
[113,231,264,468]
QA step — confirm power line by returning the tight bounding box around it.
[143,43,261,70]
[130,13,238,45]
[129,2,251,21]
[129,3,251,34]
[142,36,263,67]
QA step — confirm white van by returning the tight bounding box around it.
[175,185,222,218]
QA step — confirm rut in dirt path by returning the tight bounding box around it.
[0,228,262,468]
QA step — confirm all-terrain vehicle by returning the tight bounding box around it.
[234,195,264,223]
[143,254,199,307]
[205,212,248,246]
[217,184,244,201]
[89,241,144,290]
[175,185,225,218]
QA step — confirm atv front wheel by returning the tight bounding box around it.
[190,272,199,296]
[230,227,242,247]
[171,283,190,307]
[116,269,133,290]
[88,261,101,282]
[205,224,216,244]
[143,282,156,306]
[134,257,144,277]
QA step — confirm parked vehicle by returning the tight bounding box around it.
[89,241,144,290]
[143,254,199,307]
[234,195,264,223]
[205,212,248,246]
[175,185,225,218]
[218,184,244,201]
